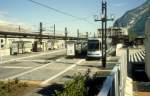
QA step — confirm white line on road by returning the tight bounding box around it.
[15,60,51,62]
[40,59,85,86]
[1,49,64,64]
[0,66,32,69]
[5,62,52,80]
[77,69,87,71]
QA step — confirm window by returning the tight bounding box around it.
[0,39,4,49]
[88,40,100,51]
[1,45,4,48]
[1,39,3,43]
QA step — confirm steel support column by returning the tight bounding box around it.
[101,1,107,68]
[95,0,113,68]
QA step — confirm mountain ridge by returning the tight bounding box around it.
[113,0,150,35]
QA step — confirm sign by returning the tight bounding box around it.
[66,41,75,56]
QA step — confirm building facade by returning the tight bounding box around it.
[145,17,150,79]
[0,37,65,56]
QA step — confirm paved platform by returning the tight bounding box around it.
[0,49,65,64]
[0,48,119,96]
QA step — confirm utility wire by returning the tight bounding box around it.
[28,0,95,25]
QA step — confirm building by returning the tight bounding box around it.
[97,27,128,38]
[0,38,35,56]
[0,36,65,56]
[145,17,150,79]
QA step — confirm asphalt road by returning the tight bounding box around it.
[0,48,117,83]
[0,49,67,82]
[0,49,118,96]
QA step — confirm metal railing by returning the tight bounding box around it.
[97,49,127,96]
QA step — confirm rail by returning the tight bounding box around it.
[98,49,128,96]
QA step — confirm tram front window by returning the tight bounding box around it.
[88,40,100,51]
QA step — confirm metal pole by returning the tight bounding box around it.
[54,24,55,40]
[19,25,21,32]
[86,32,88,40]
[94,0,113,68]
[39,22,43,44]
[77,29,79,41]
[65,27,68,48]
[104,1,107,68]
[53,24,56,48]
[101,0,107,68]
[101,3,104,67]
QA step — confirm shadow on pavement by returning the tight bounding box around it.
[37,83,64,96]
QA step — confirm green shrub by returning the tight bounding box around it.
[55,71,90,96]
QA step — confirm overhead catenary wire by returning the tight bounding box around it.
[28,0,95,26]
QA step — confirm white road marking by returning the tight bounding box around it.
[15,60,51,62]
[41,59,85,86]
[5,62,52,80]
[77,69,87,71]
[0,66,32,69]
[1,49,64,64]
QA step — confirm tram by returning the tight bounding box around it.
[87,38,112,59]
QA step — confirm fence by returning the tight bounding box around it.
[97,48,128,96]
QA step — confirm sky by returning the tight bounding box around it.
[0,0,146,35]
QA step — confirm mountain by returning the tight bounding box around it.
[113,0,150,35]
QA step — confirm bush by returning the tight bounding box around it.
[53,70,105,96]
[55,71,90,96]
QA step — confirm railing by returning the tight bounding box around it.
[98,49,128,96]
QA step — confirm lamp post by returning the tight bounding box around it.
[95,0,114,68]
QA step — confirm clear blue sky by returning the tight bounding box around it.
[0,0,146,34]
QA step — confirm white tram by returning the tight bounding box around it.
[87,38,112,58]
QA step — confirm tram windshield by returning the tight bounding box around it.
[88,40,101,51]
